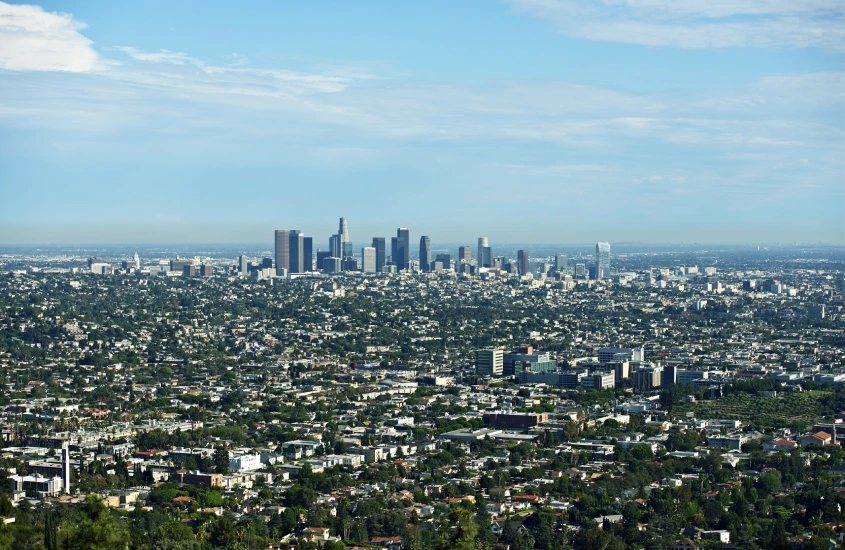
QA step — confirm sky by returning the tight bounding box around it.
[0,0,843,245]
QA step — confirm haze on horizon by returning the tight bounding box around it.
[0,1,843,246]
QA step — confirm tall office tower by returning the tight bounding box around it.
[517,250,529,275]
[133,252,140,270]
[555,254,567,272]
[329,234,341,258]
[476,349,504,377]
[390,237,399,265]
[338,217,351,259]
[434,253,451,271]
[458,246,472,264]
[361,247,376,273]
[478,237,489,266]
[482,246,493,268]
[303,237,313,271]
[316,250,331,272]
[238,254,249,276]
[289,231,304,273]
[261,258,273,269]
[372,238,386,273]
[396,228,410,270]
[595,242,611,279]
[575,263,586,278]
[274,230,291,274]
[419,236,431,272]
[339,217,349,241]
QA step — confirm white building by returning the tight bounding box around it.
[362,247,377,273]
[228,452,262,472]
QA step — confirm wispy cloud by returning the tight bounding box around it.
[113,46,204,67]
[507,0,845,50]
[0,2,841,210]
[0,1,103,71]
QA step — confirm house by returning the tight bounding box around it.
[673,539,702,550]
[800,432,834,448]
[764,438,797,452]
[368,537,404,550]
[302,527,330,542]
[491,519,527,537]
[787,536,810,549]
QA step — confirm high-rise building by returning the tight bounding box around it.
[133,252,140,270]
[338,217,352,259]
[303,237,313,271]
[634,366,663,392]
[476,349,504,377]
[482,246,493,268]
[274,230,291,274]
[478,237,489,267]
[238,255,249,276]
[289,231,304,273]
[458,246,472,264]
[434,253,451,271]
[339,217,349,242]
[372,238,386,273]
[419,236,431,272]
[575,263,586,279]
[329,234,341,259]
[517,250,529,276]
[361,247,376,273]
[316,250,331,272]
[323,257,342,273]
[555,254,567,272]
[595,242,611,279]
[396,228,410,270]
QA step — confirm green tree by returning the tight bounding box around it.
[213,445,229,475]
[66,495,130,550]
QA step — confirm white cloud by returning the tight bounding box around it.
[508,0,845,50]
[0,1,101,72]
[114,46,203,67]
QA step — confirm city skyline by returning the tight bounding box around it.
[0,1,842,245]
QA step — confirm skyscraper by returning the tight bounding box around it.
[518,250,529,276]
[482,246,493,269]
[478,237,489,267]
[362,247,376,273]
[274,230,290,274]
[316,250,331,272]
[289,231,304,273]
[329,234,341,258]
[596,242,611,279]
[339,217,349,242]
[555,254,568,272]
[303,237,313,271]
[458,246,471,264]
[419,236,431,272]
[133,252,140,270]
[339,217,352,259]
[372,238,386,273]
[239,254,249,276]
[396,228,410,270]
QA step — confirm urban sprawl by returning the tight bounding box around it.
[1,221,844,550]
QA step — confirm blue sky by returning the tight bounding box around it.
[0,0,843,245]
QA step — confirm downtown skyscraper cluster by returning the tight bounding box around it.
[270,217,612,279]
